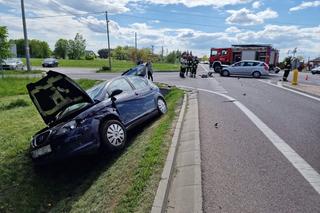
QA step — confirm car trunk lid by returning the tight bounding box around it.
[27,71,94,125]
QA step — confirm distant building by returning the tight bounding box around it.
[309,57,320,68]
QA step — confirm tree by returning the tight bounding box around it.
[202,55,209,62]
[10,39,51,58]
[97,48,109,59]
[54,39,68,59]
[68,33,86,60]
[0,26,11,64]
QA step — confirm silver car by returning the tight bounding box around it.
[1,58,24,70]
[220,60,269,78]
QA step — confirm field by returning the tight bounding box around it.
[0,77,183,212]
[21,58,180,72]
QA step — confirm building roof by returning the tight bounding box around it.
[232,44,272,48]
[310,57,320,62]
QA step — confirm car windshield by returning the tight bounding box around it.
[86,81,108,100]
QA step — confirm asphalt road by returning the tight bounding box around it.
[52,66,320,212]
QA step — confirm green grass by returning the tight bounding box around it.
[0,70,43,75]
[0,77,102,97]
[0,77,184,212]
[22,58,179,72]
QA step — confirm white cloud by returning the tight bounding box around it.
[151,20,160,23]
[226,8,278,26]
[143,0,253,8]
[290,1,320,12]
[225,26,241,33]
[252,1,262,9]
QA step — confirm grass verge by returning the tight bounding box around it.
[0,77,183,212]
[0,70,43,75]
[22,58,179,72]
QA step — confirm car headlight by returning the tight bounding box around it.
[56,120,77,135]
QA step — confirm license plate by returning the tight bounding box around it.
[31,144,52,158]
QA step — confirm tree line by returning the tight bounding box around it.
[1,26,187,63]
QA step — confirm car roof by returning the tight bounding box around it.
[238,60,264,63]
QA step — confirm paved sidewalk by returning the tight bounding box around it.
[166,91,203,213]
[283,82,320,97]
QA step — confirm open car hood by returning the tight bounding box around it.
[27,71,94,125]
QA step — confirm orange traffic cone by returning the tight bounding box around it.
[305,74,309,80]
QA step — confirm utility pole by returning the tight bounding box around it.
[105,11,111,70]
[135,32,137,62]
[20,0,31,71]
[151,45,154,55]
[161,46,164,62]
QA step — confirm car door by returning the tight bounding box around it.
[106,78,139,125]
[242,61,254,75]
[231,62,243,75]
[126,76,156,116]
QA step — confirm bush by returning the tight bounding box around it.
[101,66,111,71]
[85,54,95,60]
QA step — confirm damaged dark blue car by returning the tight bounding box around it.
[27,71,167,164]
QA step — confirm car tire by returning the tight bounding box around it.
[100,119,127,151]
[253,71,261,78]
[214,64,222,73]
[221,70,230,77]
[157,97,167,115]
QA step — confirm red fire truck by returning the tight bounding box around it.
[209,44,279,72]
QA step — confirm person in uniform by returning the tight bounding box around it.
[283,57,292,82]
[146,59,153,81]
[180,53,187,78]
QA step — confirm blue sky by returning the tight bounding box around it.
[0,0,319,60]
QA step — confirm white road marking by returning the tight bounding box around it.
[258,80,320,102]
[176,82,320,195]
[198,88,320,195]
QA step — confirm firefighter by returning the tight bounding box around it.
[179,53,187,78]
[283,56,292,81]
[186,54,193,77]
[191,56,199,78]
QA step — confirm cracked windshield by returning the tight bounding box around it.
[0,0,319,212]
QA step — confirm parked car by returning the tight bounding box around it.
[27,71,167,164]
[42,58,59,67]
[311,66,320,75]
[220,60,269,78]
[1,58,24,70]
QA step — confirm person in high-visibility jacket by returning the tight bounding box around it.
[283,57,292,82]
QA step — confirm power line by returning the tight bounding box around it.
[25,9,318,29]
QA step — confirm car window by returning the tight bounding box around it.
[233,62,242,66]
[107,78,133,94]
[221,50,228,55]
[211,50,217,56]
[127,76,148,90]
[87,81,107,100]
[243,62,258,66]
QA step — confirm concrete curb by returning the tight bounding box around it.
[151,93,188,213]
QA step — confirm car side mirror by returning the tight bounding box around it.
[110,89,123,101]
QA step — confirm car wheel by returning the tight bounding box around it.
[214,64,222,73]
[253,71,261,78]
[101,119,127,151]
[221,70,229,77]
[157,97,167,115]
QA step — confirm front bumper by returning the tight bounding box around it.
[30,120,101,164]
